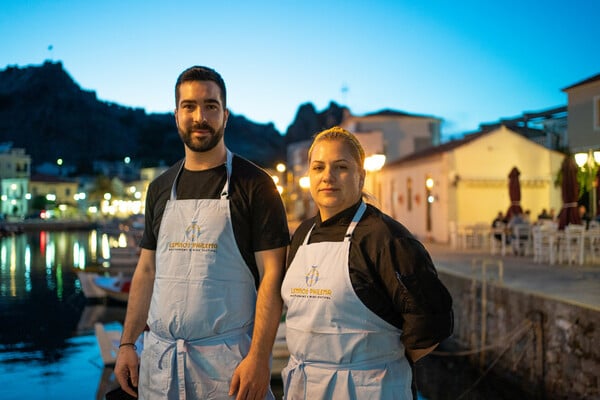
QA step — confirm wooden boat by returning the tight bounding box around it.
[92,274,132,303]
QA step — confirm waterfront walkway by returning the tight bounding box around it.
[423,241,600,311]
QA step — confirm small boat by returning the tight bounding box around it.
[93,274,132,303]
[77,271,109,300]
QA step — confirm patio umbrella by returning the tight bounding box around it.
[558,156,582,229]
[506,166,523,221]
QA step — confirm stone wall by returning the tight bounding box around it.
[439,271,600,399]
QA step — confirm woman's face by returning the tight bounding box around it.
[309,139,365,221]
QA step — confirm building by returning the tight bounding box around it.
[377,126,565,243]
[562,72,600,216]
[341,109,442,163]
[562,73,600,153]
[29,174,80,218]
[0,143,31,219]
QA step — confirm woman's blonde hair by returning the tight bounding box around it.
[308,126,365,168]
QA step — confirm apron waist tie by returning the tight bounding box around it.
[284,351,403,400]
[150,325,252,400]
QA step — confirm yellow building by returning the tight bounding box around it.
[377,126,565,243]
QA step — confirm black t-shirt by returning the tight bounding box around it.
[288,201,453,349]
[141,155,290,287]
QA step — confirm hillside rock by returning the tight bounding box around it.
[0,61,285,171]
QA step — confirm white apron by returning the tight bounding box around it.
[140,150,275,400]
[281,202,412,399]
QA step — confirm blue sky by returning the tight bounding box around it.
[1,0,599,139]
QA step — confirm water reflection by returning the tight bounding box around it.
[0,230,108,356]
[0,229,130,399]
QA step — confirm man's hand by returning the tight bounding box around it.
[114,346,140,398]
[229,353,270,400]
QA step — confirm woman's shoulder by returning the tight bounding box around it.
[361,204,415,240]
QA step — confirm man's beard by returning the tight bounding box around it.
[179,121,224,153]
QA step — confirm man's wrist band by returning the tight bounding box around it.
[119,342,137,350]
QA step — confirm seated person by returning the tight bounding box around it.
[491,211,505,242]
[508,212,530,255]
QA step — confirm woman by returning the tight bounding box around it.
[281,126,453,399]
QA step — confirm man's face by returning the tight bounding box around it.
[174,80,229,153]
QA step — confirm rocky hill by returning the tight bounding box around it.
[0,61,348,173]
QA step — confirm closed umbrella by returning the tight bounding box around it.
[558,156,582,229]
[506,167,523,221]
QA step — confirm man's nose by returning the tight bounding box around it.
[193,108,205,122]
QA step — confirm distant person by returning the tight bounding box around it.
[508,212,530,255]
[113,66,289,399]
[281,127,453,399]
[579,204,591,228]
[537,208,551,221]
[491,211,505,242]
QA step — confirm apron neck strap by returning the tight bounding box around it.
[170,149,233,200]
[344,201,366,242]
[302,201,367,245]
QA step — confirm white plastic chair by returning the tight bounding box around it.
[531,224,558,264]
[585,227,600,264]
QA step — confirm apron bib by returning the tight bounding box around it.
[281,202,412,399]
[140,150,274,400]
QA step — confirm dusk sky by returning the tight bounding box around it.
[1,0,599,139]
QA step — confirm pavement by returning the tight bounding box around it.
[422,241,600,311]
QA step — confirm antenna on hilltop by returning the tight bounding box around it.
[340,83,349,106]
[47,45,54,61]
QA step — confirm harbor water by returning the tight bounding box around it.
[0,229,533,399]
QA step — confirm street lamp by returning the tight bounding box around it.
[574,149,600,218]
[364,154,386,200]
[299,176,311,219]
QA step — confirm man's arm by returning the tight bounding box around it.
[229,246,286,400]
[114,248,156,398]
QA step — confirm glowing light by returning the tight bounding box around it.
[299,176,310,189]
[364,154,386,172]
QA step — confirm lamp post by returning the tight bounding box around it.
[574,149,600,218]
[363,154,386,200]
[298,175,311,220]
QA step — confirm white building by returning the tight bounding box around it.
[377,126,565,243]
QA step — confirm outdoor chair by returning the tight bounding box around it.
[559,224,585,265]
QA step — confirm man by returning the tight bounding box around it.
[114,66,289,399]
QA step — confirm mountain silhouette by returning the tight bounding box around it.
[0,61,350,174]
[0,61,289,171]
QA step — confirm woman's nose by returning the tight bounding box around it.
[322,167,335,182]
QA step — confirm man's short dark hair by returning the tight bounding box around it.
[175,66,227,108]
